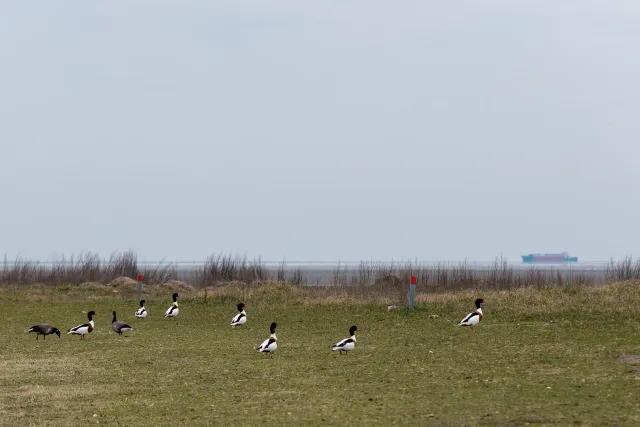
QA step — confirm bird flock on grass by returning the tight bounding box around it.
[27,291,486,356]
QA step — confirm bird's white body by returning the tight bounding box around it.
[458,308,482,326]
[257,322,278,358]
[332,335,356,352]
[231,311,246,326]
[457,298,485,329]
[164,304,178,318]
[68,320,94,337]
[135,307,148,318]
[257,334,277,353]
[164,293,180,318]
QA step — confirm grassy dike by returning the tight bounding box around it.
[0,281,639,426]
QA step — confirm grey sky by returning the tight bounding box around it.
[1,1,639,263]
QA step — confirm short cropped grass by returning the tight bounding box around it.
[1,282,639,426]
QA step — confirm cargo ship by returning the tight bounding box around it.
[521,252,578,264]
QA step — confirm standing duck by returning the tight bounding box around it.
[332,325,358,355]
[67,311,96,339]
[112,311,133,335]
[135,300,148,318]
[230,303,247,328]
[27,324,61,340]
[457,298,485,329]
[164,293,179,318]
[256,322,278,358]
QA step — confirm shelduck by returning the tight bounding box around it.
[256,322,278,358]
[231,303,247,328]
[457,298,485,329]
[332,325,358,355]
[27,324,61,340]
[164,293,179,318]
[112,311,133,335]
[67,310,96,339]
[135,300,148,318]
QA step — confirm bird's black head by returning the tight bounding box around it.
[112,311,117,321]
[270,322,277,333]
[475,298,485,308]
[172,293,178,301]
[88,310,96,319]
[349,325,358,336]
[140,300,145,307]
[237,302,246,311]
[53,328,61,337]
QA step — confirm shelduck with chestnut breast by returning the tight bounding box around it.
[67,310,96,339]
[135,300,148,318]
[164,293,179,319]
[457,298,485,329]
[231,303,247,328]
[256,322,278,358]
[27,324,61,340]
[112,311,133,335]
[332,325,358,355]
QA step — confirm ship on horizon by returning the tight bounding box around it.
[521,252,578,264]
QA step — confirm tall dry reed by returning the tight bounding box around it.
[0,251,616,298]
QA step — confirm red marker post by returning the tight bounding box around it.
[137,274,144,298]
[409,275,417,310]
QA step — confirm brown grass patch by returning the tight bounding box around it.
[532,366,568,376]
[3,280,640,315]
[109,276,138,288]
[0,356,90,379]
[617,355,640,365]
[160,280,195,293]
[2,384,103,399]
[414,282,640,314]
[79,281,108,290]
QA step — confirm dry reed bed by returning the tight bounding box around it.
[195,279,640,313]
[2,251,640,291]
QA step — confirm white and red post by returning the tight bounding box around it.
[137,274,144,298]
[409,275,416,310]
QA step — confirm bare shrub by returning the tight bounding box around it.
[195,253,271,288]
[288,268,305,286]
[605,256,640,282]
[276,261,286,283]
[332,262,349,286]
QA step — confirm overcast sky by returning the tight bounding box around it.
[1,1,639,263]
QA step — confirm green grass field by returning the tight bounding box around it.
[1,282,639,426]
